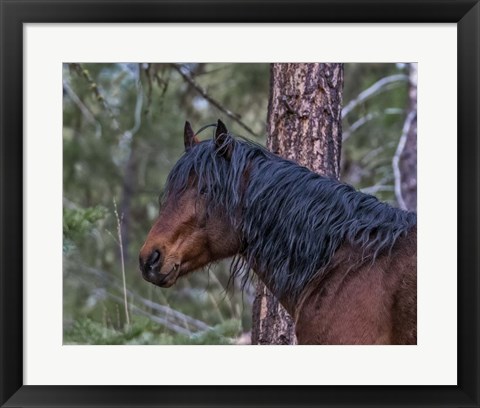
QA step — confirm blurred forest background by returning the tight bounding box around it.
[63,62,414,345]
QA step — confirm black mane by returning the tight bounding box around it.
[165,134,417,300]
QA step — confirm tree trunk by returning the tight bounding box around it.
[395,63,417,212]
[251,63,344,345]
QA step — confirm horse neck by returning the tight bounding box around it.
[247,242,357,318]
[241,257,298,317]
[238,207,416,320]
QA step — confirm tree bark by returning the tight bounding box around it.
[395,63,417,212]
[251,63,344,345]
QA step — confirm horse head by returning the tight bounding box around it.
[138,120,241,287]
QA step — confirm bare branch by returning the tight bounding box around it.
[343,108,403,141]
[360,141,396,165]
[79,265,211,333]
[122,64,144,141]
[135,296,211,332]
[106,292,194,337]
[360,174,394,195]
[361,185,394,195]
[63,80,102,138]
[392,111,417,210]
[342,74,408,119]
[69,63,121,131]
[171,63,261,138]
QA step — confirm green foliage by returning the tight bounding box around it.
[64,316,242,345]
[63,206,108,241]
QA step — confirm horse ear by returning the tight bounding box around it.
[215,119,228,141]
[184,121,199,151]
[214,119,232,158]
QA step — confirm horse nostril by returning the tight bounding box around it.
[146,250,161,270]
[140,250,162,275]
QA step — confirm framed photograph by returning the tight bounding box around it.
[1,0,479,407]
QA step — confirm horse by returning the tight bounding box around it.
[139,120,417,345]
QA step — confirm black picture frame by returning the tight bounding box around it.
[1,1,479,407]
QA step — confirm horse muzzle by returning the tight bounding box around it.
[139,250,180,287]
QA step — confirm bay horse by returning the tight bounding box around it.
[139,120,417,345]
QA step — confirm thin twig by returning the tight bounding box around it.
[113,198,130,327]
[171,63,260,138]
